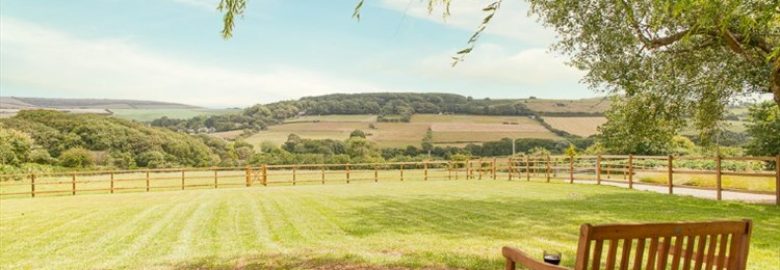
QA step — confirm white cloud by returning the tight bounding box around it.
[418,43,585,87]
[380,0,556,46]
[0,18,384,107]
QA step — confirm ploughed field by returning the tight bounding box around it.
[1,180,778,270]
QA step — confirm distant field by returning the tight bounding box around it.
[411,114,537,124]
[543,116,607,137]
[111,108,240,122]
[522,97,610,114]
[284,114,377,123]
[244,122,424,148]
[244,114,560,148]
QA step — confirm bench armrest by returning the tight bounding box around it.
[502,246,572,270]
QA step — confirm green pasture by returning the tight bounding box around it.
[1,178,779,269]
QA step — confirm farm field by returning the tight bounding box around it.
[410,114,538,124]
[284,114,377,123]
[521,97,610,114]
[245,114,561,148]
[542,116,607,137]
[111,108,240,122]
[1,181,778,270]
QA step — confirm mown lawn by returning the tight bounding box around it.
[1,181,778,270]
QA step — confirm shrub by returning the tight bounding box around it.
[59,148,94,168]
[350,129,366,138]
[29,149,55,164]
[136,151,168,168]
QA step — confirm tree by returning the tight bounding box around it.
[350,129,367,138]
[597,96,677,155]
[531,0,779,143]
[421,127,433,153]
[745,101,780,156]
[565,144,577,157]
[0,128,33,166]
[345,137,377,158]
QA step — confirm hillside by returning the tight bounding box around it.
[0,96,200,109]
[0,110,240,170]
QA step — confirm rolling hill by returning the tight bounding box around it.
[0,96,200,109]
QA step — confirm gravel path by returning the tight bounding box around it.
[572,179,777,204]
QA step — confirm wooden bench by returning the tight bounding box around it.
[502,220,752,270]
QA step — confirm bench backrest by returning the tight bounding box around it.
[574,220,752,270]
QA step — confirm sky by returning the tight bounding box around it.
[0,0,593,108]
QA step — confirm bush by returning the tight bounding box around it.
[59,148,94,168]
[0,128,33,166]
[350,129,367,138]
[136,151,168,168]
[29,149,55,164]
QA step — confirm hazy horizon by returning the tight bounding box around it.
[1,0,596,108]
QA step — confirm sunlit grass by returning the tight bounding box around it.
[636,172,776,192]
[1,180,778,269]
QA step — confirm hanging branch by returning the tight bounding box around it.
[451,0,502,67]
[218,0,247,39]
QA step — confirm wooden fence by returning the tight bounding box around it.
[1,155,778,205]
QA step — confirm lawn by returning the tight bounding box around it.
[1,181,778,270]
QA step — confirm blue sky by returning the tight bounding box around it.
[0,0,592,107]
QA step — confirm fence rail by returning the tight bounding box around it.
[1,155,778,205]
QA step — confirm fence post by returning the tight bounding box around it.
[569,156,574,184]
[214,168,218,189]
[492,158,497,180]
[245,166,251,187]
[628,155,634,189]
[292,165,297,186]
[667,155,674,194]
[400,164,404,181]
[321,165,325,185]
[110,172,115,194]
[476,159,481,180]
[447,161,452,180]
[545,155,551,183]
[346,163,350,184]
[30,173,35,198]
[596,155,602,185]
[262,165,268,186]
[374,165,378,182]
[456,161,460,180]
[775,155,779,206]
[181,170,185,190]
[146,170,150,192]
[507,158,513,180]
[716,155,722,201]
[525,156,530,181]
[72,173,77,195]
[424,161,428,181]
[467,161,472,180]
